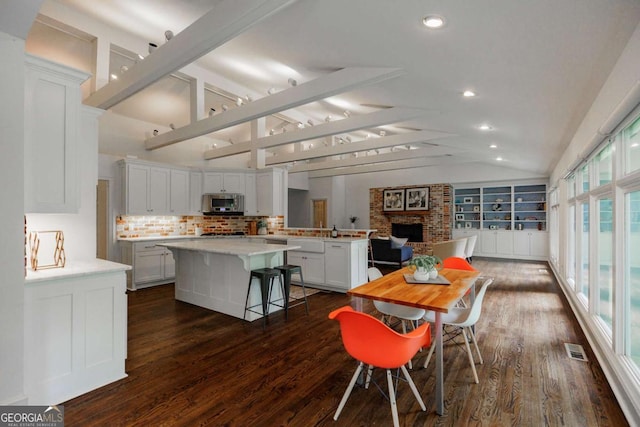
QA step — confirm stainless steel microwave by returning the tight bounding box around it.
[201,193,244,215]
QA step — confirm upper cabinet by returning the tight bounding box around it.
[256,169,285,216]
[203,172,245,194]
[189,171,203,215]
[24,55,90,213]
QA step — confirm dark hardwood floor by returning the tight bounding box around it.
[63,259,628,426]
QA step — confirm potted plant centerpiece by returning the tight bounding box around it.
[408,254,442,281]
[257,219,268,235]
[349,216,358,229]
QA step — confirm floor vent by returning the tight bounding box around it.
[564,343,588,362]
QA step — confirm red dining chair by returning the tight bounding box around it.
[329,306,431,427]
[442,257,476,307]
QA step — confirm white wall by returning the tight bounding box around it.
[98,153,125,262]
[0,32,26,405]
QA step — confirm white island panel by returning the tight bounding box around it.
[160,240,300,321]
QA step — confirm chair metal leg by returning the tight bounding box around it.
[364,365,374,389]
[401,365,426,411]
[334,361,364,421]
[386,369,400,427]
[461,328,479,384]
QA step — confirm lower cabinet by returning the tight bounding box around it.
[479,231,513,257]
[288,251,325,285]
[513,231,548,259]
[465,230,548,260]
[24,265,128,404]
[288,239,368,293]
[120,240,177,290]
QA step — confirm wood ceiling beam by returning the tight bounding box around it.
[203,106,426,159]
[84,0,298,109]
[147,66,404,150]
[303,155,470,178]
[265,130,454,165]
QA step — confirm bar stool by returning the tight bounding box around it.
[274,264,310,319]
[244,267,284,328]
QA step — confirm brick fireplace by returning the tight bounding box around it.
[369,184,453,255]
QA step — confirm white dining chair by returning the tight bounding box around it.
[464,234,478,263]
[368,267,426,368]
[432,238,467,261]
[422,277,494,383]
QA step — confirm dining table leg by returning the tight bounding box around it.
[435,311,444,415]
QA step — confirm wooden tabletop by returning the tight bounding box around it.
[348,267,480,313]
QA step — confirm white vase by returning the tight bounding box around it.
[429,268,438,279]
[351,223,355,229]
[258,227,267,235]
[413,268,430,281]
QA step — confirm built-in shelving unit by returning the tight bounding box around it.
[454,183,546,231]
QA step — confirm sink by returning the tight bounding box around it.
[287,238,325,253]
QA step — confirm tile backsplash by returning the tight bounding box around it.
[116,215,284,238]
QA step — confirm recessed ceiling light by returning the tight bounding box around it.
[423,15,445,29]
[463,90,476,97]
[489,144,497,149]
[496,157,503,161]
[479,124,492,131]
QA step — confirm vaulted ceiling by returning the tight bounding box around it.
[24,0,640,177]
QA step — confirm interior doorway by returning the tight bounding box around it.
[96,179,109,260]
[312,199,327,229]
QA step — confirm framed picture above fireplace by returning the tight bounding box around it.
[383,189,405,211]
[405,187,429,211]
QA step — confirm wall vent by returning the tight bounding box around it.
[564,343,588,362]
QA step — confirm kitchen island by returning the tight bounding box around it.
[159,239,300,321]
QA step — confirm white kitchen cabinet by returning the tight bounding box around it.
[169,169,189,214]
[24,55,89,213]
[288,251,326,285]
[24,263,128,404]
[513,231,548,260]
[120,240,177,290]
[203,171,245,194]
[255,168,285,216]
[189,171,203,214]
[123,163,170,215]
[244,173,258,215]
[479,230,513,257]
[324,240,368,291]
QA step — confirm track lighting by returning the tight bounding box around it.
[164,30,174,41]
[236,97,243,106]
[228,139,234,145]
[345,136,352,143]
[153,129,159,136]
[307,119,314,127]
[137,53,144,60]
[209,107,216,117]
[379,130,386,137]
[110,73,118,81]
[288,78,297,87]
[325,115,332,122]
[267,87,276,95]
[120,65,128,73]
[245,95,252,102]
[221,104,229,111]
[343,110,351,118]
[169,123,175,130]
[148,42,158,54]
[269,129,275,136]
[297,122,304,129]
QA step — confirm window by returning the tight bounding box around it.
[625,190,640,370]
[596,144,612,186]
[596,197,613,333]
[580,201,590,305]
[567,175,576,199]
[581,164,590,194]
[624,115,640,174]
[549,188,559,265]
[567,203,576,290]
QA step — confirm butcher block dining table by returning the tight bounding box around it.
[347,266,481,415]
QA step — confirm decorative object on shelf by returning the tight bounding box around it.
[405,187,429,211]
[455,213,464,220]
[465,222,472,229]
[349,216,358,228]
[28,230,66,271]
[383,189,405,211]
[489,225,498,230]
[473,206,480,212]
[257,219,268,235]
[517,197,523,202]
[463,197,473,203]
[408,254,441,281]
[492,203,502,211]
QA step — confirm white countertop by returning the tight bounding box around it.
[159,240,301,256]
[118,235,367,243]
[264,235,368,243]
[25,258,131,284]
